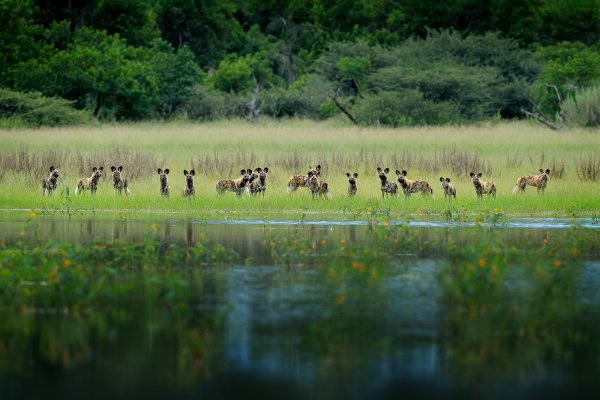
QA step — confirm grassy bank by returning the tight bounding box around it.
[0,119,599,218]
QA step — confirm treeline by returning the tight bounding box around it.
[0,0,599,127]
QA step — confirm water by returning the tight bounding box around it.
[1,215,600,399]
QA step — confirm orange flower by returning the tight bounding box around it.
[553,260,561,268]
[478,258,487,267]
[63,259,71,267]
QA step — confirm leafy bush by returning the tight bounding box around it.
[353,90,460,126]
[562,85,600,128]
[0,89,92,127]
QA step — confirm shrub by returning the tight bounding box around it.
[562,85,600,128]
[0,89,92,128]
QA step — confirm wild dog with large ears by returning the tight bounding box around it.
[182,169,196,197]
[440,177,456,198]
[76,166,103,195]
[470,172,496,198]
[111,166,131,196]
[346,172,358,197]
[158,168,170,197]
[377,167,398,198]
[42,166,60,196]
[396,170,433,198]
[513,168,550,194]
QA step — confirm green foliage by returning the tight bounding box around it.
[532,42,600,115]
[353,90,460,126]
[0,88,92,128]
[562,85,600,128]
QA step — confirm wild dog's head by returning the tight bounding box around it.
[396,170,408,186]
[254,167,269,183]
[158,168,170,183]
[184,169,195,185]
[539,168,551,182]
[240,169,252,184]
[469,172,483,186]
[377,167,391,183]
[92,166,103,180]
[346,172,358,185]
[49,166,59,179]
[111,165,123,181]
[308,165,322,177]
[308,170,320,188]
[440,177,451,188]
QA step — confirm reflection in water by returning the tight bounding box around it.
[1,216,600,398]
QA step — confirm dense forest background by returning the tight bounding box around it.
[0,0,598,127]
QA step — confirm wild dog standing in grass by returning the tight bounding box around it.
[216,169,254,196]
[182,169,196,197]
[470,172,497,198]
[42,166,60,196]
[307,170,332,199]
[377,167,398,198]
[513,168,551,194]
[75,166,103,195]
[158,168,170,197]
[396,170,433,198]
[346,172,358,197]
[111,166,131,196]
[249,167,269,196]
[440,177,456,198]
[287,165,321,193]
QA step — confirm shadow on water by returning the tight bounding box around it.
[1,215,600,399]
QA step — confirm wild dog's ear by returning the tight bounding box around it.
[93,167,97,172]
[255,167,262,173]
[353,173,358,178]
[539,168,544,174]
[477,173,482,178]
[118,166,123,172]
[264,167,269,173]
[545,169,550,174]
[346,172,351,178]
[249,175,256,182]
[396,170,401,175]
[308,171,313,177]
[50,166,54,172]
[440,177,444,182]
[183,170,188,176]
[402,170,407,176]
[164,169,169,174]
[111,166,116,172]
[241,169,246,175]
[377,167,382,173]
[469,172,474,177]
[99,167,104,171]
[384,168,389,174]
[158,168,162,174]
[446,178,451,182]
[190,170,195,176]
[316,165,322,170]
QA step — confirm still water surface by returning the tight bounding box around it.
[1,216,600,399]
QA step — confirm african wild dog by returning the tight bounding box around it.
[346,172,358,197]
[377,167,398,198]
[287,165,321,193]
[440,177,456,198]
[75,167,103,195]
[216,169,255,196]
[111,166,131,196]
[182,169,196,197]
[42,166,60,196]
[249,167,269,196]
[307,170,331,199]
[513,168,551,194]
[396,170,433,198]
[470,172,497,198]
[158,168,170,197]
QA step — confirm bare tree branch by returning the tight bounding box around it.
[330,88,359,125]
[246,78,261,122]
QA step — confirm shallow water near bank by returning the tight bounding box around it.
[1,215,600,399]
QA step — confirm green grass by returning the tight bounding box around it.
[1,119,599,219]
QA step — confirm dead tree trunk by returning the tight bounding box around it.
[247,80,261,122]
[521,83,565,131]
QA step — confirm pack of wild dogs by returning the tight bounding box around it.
[41,164,552,199]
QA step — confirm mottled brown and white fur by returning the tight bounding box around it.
[377,167,398,198]
[42,166,60,196]
[158,168,170,197]
[440,177,456,198]
[216,169,255,196]
[396,170,433,198]
[346,172,358,197]
[513,169,550,194]
[182,169,196,197]
[249,167,269,196]
[470,172,497,198]
[287,165,321,193]
[111,166,131,196]
[75,167,103,195]
[307,171,332,199]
